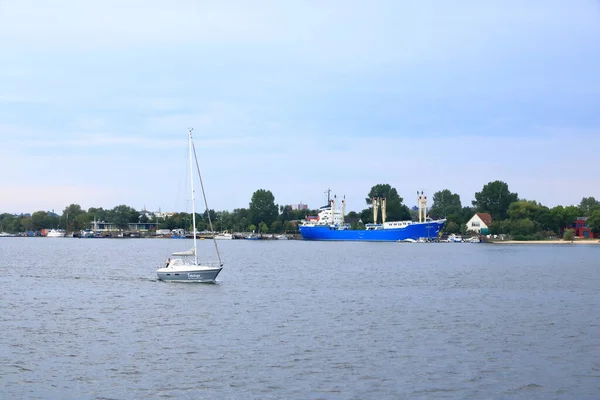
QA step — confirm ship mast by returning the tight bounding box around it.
[325,188,331,203]
[417,190,427,223]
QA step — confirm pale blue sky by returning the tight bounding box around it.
[1,0,599,214]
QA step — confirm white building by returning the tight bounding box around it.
[465,213,492,234]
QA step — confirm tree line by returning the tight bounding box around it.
[1,181,599,238]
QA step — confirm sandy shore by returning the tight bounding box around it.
[490,239,600,245]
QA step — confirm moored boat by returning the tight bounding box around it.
[298,191,445,242]
[214,231,233,240]
[46,229,67,238]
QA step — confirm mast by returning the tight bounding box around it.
[188,128,198,265]
[418,190,427,223]
[331,196,335,225]
[373,197,379,224]
[192,129,223,266]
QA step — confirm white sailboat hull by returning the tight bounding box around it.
[46,229,66,238]
[157,263,222,282]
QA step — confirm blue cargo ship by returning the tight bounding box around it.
[298,191,446,242]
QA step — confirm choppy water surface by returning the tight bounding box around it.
[1,238,599,399]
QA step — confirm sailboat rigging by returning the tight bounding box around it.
[156,128,223,282]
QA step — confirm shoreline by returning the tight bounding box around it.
[490,239,600,245]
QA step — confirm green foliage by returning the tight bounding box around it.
[284,221,296,233]
[429,189,462,218]
[588,210,600,234]
[259,222,269,233]
[278,205,293,222]
[579,197,600,217]
[30,211,59,230]
[508,218,537,236]
[61,204,85,231]
[88,207,108,222]
[249,189,278,227]
[563,228,575,241]
[365,184,411,222]
[0,213,20,232]
[563,206,580,229]
[270,220,282,233]
[472,180,518,220]
[489,220,509,235]
[110,205,139,229]
[248,224,257,232]
[511,233,545,241]
[444,220,460,234]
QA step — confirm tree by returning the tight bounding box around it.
[359,208,373,224]
[110,205,138,230]
[61,204,85,231]
[563,205,580,230]
[549,206,565,234]
[75,214,90,231]
[30,211,58,231]
[270,220,282,233]
[365,184,411,222]
[429,189,462,218]
[284,221,296,233]
[278,205,293,223]
[587,210,600,235]
[472,180,518,220]
[88,207,108,222]
[248,189,278,227]
[202,209,219,231]
[508,200,538,221]
[259,222,269,233]
[509,218,536,237]
[444,220,460,234]
[579,197,599,217]
[563,228,575,241]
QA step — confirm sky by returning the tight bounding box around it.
[1,0,599,215]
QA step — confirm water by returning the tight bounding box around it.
[1,238,599,399]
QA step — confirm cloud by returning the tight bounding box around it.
[0,1,599,215]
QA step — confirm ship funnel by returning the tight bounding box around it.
[341,197,345,224]
[381,198,387,223]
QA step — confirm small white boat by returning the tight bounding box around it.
[46,229,66,238]
[214,231,233,240]
[156,128,224,283]
[447,234,463,243]
[275,234,288,240]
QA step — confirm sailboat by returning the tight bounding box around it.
[156,128,224,282]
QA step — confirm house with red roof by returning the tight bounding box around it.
[465,212,492,234]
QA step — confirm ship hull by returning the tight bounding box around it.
[299,221,445,242]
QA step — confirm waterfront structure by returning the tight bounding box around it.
[465,213,492,234]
